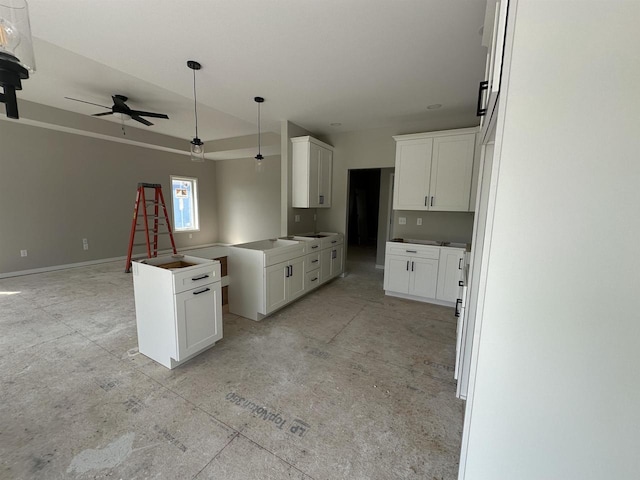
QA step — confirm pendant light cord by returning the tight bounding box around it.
[257,101,261,155]
[192,68,199,139]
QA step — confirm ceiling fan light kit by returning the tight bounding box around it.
[188,60,204,162]
[0,0,36,119]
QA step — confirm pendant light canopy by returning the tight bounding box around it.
[187,60,204,162]
[0,0,36,119]
[254,96,264,167]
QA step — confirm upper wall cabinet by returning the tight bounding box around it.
[292,136,334,208]
[393,128,477,212]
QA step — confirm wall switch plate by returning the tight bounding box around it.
[417,218,422,226]
[295,215,300,223]
[20,249,27,257]
[399,217,406,225]
[189,233,193,239]
[82,238,89,250]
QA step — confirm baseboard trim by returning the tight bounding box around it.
[0,242,224,279]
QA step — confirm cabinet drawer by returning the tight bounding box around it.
[321,234,344,249]
[306,270,321,290]
[386,244,439,260]
[173,263,220,294]
[306,253,320,272]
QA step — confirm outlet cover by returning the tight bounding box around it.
[399,217,406,225]
[417,218,422,226]
[20,249,27,257]
[295,215,300,223]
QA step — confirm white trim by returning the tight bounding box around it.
[0,242,227,279]
[375,264,385,270]
[384,290,455,308]
[393,127,479,142]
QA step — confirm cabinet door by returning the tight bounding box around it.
[318,147,332,207]
[287,256,306,302]
[265,263,288,314]
[308,142,321,208]
[319,248,332,284]
[330,244,343,277]
[429,134,475,211]
[393,138,433,210]
[175,282,222,361]
[436,249,465,302]
[384,254,411,294]
[408,257,439,298]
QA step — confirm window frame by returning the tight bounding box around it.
[170,175,200,233]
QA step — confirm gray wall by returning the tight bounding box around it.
[317,118,478,265]
[375,168,394,266]
[0,121,217,274]
[392,211,474,244]
[215,155,281,244]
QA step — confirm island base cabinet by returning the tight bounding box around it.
[264,256,306,315]
[175,283,223,361]
[384,255,438,298]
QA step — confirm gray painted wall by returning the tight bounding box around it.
[0,121,217,274]
[215,155,281,244]
[392,211,474,244]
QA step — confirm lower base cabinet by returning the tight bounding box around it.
[320,243,343,283]
[265,256,306,314]
[384,242,465,306]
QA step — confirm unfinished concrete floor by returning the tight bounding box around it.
[0,253,464,480]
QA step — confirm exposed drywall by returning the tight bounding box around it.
[317,117,479,254]
[215,155,281,244]
[392,211,474,244]
[0,121,217,274]
[280,121,317,236]
[461,2,640,479]
[375,168,394,266]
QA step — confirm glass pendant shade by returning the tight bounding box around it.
[190,137,204,162]
[0,0,36,73]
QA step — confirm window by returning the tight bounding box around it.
[170,176,199,232]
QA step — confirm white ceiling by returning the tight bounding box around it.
[19,0,488,142]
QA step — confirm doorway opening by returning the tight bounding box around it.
[347,168,381,265]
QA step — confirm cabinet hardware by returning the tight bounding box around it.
[311,245,319,249]
[311,259,318,263]
[411,261,414,272]
[406,250,417,253]
[332,250,337,259]
[424,196,428,206]
[476,80,488,116]
[430,196,434,207]
[285,266,290,278]
[455,298,462,317]
[319,195,324,205]
[331,240,337,244]
[193,287,211,295]
[288,265,293,277]
[311,277,318,282]
[406,260,409,271]
[458,258,463,269]
[192,274,210,281]
[459,280,464,287]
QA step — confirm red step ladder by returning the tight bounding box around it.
[125,183,177,272]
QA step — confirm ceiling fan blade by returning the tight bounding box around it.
[131,115,153,126]
[65,97,111,109]
[129,110,169,119]
[92,112,114,117]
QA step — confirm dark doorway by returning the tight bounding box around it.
[347,169,381,264]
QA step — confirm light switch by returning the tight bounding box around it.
[399,217,406,225]
[417,218,422,226]
[295,215,301,223]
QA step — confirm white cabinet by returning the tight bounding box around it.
[265,256,306,314]
[292,136,334,208]
[393,129,477,212]
[132,255,223,369]
[320,242,343,284]
[383,242,465,307]
[436,248,465,303]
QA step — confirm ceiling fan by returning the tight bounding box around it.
[64,94,169,126]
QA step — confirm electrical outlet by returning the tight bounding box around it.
[82,238,89,250]
[399,217,406,225]
[417,218,422,226]
[295,215,300,223]
[189,233,193,239]
[20,249,27,257]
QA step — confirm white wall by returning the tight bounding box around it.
[215,155,281,244]
[461,2,640,479]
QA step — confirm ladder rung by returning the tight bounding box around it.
[134,230,171,235]
[138,183,162,188]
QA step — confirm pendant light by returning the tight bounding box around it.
[187,60,204,162]
[254,96,264,171]
[0,0,36,119]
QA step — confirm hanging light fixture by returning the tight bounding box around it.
[187,60,204,162]
[0,0,36,119]
[254,96,264,170]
